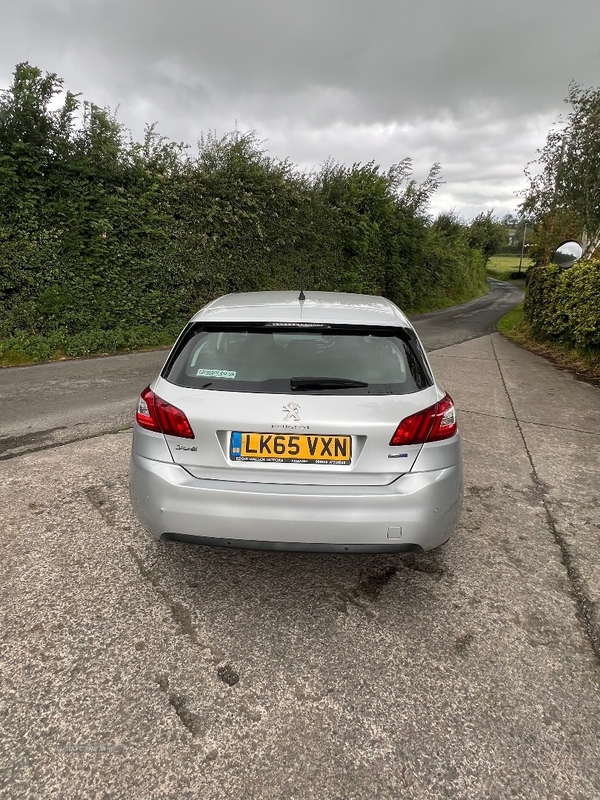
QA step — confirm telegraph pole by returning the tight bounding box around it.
[517,222,528,277]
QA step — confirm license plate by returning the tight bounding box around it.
[230,432,352,465]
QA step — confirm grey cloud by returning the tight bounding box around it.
[1,0,599,216]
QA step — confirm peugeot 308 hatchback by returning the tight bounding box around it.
[129,291,463,552]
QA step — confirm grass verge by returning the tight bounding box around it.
[497,303,600,386]
[0,324,183,368]
[406,280,489,314]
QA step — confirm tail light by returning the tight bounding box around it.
[389,393,457,446]
[136,386,194,439]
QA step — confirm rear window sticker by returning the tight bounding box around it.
[196,369,237,379]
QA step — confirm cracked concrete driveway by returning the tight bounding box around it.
[1,331,599,799]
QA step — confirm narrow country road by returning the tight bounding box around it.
[0,279,523,460]
[410,277,523,350]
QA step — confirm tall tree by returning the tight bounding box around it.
[521,82,600,259]
[466,211,506,263]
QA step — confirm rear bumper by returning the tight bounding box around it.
[129,452,463,553]
[161,534,425,553]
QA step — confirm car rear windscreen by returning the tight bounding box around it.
[162,324,433,395]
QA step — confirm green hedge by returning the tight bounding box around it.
[524,261,600,349]
[0,64,489,360]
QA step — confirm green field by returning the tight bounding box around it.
[487,254,533,281]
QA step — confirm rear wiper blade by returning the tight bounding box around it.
[290,376,369,391]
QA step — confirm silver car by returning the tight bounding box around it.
[129,291,463,552]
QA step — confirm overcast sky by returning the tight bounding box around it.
[2,0,599,218]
